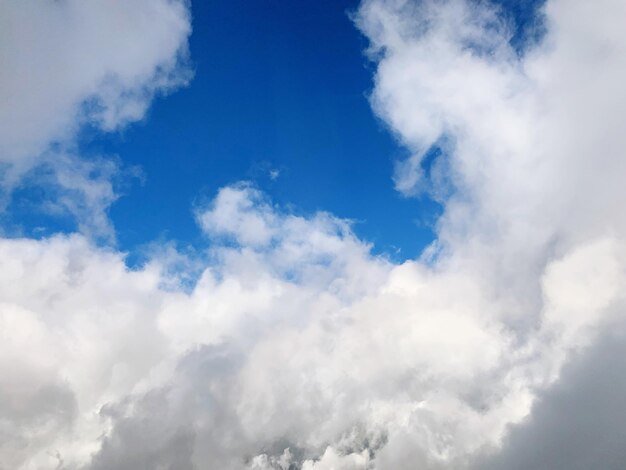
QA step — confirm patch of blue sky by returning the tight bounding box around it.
[6,0,545,264]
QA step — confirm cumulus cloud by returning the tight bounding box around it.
[0,0,192,236]
[2,0,626,469]
[1,186,623,469]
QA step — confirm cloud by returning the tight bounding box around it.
[2,0,626,469]
[1,183,623,469]
[475,323,626,470]
[0,0,192,236]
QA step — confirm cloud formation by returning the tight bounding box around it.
[0,0,192,236]
[2,0,626,469]
[476,324,626,470]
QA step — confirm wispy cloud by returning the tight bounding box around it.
[0,0,192,237]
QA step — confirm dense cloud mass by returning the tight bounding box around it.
[1,0,626,469]
[476,324,626,470]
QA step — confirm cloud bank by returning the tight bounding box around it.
[2,0,626,469]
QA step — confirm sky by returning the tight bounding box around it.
[2,0,541,261]
[1,0,626,469]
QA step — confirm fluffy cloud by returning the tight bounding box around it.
[2,0,626,469]
[1,186,623,469]
[0,0,192,236]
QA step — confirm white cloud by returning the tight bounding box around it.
[2,0,626,469]
[0,181,621,469]
[0,0,192,236]
[352,0,626,465]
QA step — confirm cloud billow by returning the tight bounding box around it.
[2,0,626,469]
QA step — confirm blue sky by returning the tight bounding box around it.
[5,0,542,262]
[94,0,439,260]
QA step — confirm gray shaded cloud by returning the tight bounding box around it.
[476,322,626,470]
[87,388,196,470]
